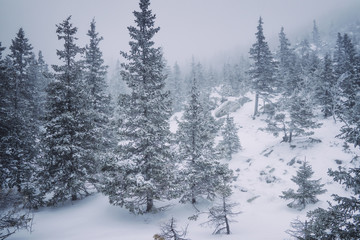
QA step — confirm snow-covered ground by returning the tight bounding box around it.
[9,94,359,240]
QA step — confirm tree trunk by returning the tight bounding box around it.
[263,98,266,113]
[253,92,259,119]
[146,194,153,212]
[289,131,293,143]
[223,196,230,234]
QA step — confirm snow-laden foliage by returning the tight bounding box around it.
[290,167,360,239]
[83,19,115,184]
[217,114,241,160]
[248,17,277,118]
[101,0,175,214]
[39,16,93,205]
[0,29,42,207]
[176,79,232,204]
[280,161,326,211]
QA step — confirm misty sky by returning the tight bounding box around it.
[0,0,359,67]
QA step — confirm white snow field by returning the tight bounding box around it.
[9,94,359,240]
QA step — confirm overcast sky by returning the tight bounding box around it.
[0,0,359,68]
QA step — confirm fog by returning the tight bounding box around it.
[0,0,359,67]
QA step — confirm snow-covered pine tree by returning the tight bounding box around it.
[335,33,360,148]
[33,51,50,119]
[312,20,321,50]
[287,89,322,143]
[166,62,184,112]
[218,114,241,160]
[317,53,338,118]
[1,29,40,206]
[303,167,360,239]
[280,161,326,211]
[203,171,238,235]
[0,42,10,190]
[264,89,321,144]
[333,33,346,81]
[249,17,277,118]
[176,78,232,204]
[83,18,114,183]
[39,16,92,205]
[107,60,128,101]
[101,0,174,214]
[276,27,299,97]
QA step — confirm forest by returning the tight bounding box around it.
[1,0,360,239]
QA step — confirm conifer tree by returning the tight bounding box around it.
[249,17,277,118]
[101,0,174,214]
[1,29,40,205]
[218,114,241,160]
[277,27,299,97]
[303,167,360,239]
[39,16,91,205]
[312,20,321,50]
[334,34,360,147]
[83,18,114,182]
[33,51,50,119]
[317,54,338,118]
[166,62,184,112]
[0,42,10,190]
[176,79,232,204]
[203,174,238,235]
[265,89,321,143]
[280,161,326,211]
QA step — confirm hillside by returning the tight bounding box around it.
[8,93,359,240]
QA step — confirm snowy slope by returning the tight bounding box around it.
[9,94,359,240]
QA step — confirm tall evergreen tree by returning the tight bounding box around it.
[249,17,277,118]
[166,62,184,112]
[217,115,241,160]
[277,27,299,97]
[176,79,231,204]
[0,42,9,190]
[335,34,360,147]
[0,29,40,204]
[317,54,338,118]
[39,16,91,205]
[101,0,174,214]
[312,20,321,50]
[83,18,114,182]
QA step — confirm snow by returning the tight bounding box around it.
[9,94,359,240]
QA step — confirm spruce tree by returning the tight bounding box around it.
[303,167,360,239]
[203,173,238,235]
[101,0,173,214]
[166,62,184,112]
[176,79,232,204]
[277,27,299,97]
[249,17,277,118]
[335,34,360,147]
[317,54,338,118]
[312,20,321,50]
[264,89,321,144]
[39,16,91,205]
[0,42,10,190]
[1,29,40,205]
[290,167,360,239]
[218,114,241,160]
[83,18,113,182]
[280,161,326,211]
